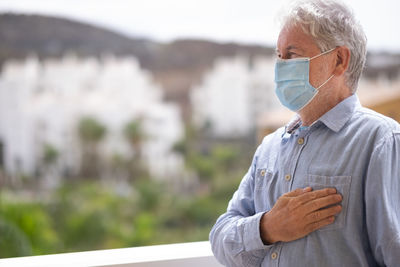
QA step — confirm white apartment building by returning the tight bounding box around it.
[190,55,280,138]
[0,55,183,182]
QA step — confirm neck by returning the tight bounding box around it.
[298,84,352,126]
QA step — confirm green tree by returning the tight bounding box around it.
[0,216,32,257]
[211,145,239,172]
[0,201,60,256]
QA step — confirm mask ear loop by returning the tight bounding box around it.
[309,47,336,61]
[316,74,335,89]
[297,73,335,111]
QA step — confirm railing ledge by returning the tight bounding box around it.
[0,241,224,267]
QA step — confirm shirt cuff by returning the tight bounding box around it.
[243,211,275,251]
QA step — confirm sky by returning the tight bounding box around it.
[0,0,399,52]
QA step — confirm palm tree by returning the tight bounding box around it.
[124,119,145,159]
[78,117,107,179]
[40,143,60,188]
[123,118,148,179]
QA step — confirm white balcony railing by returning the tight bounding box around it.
[0,241,224,267]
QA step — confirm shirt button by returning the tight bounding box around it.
[271,252,278,260]
[285,174,291,181]
[260,170,266,177]
[297,138,304,145]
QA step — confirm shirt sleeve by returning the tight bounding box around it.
[365,131,400,267]
[209,145,273,267]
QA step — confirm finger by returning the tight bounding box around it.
[284,187,312,197]
[304,205,342,224]
[301,194,342,214]
[305,216,336,233]
[296,187,337,205]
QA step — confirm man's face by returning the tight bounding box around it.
[276,24,336,92]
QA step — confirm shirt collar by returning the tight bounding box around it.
[318,94,360,132]
[285,94,360,134]
[285,115,302,134]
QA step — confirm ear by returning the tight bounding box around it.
[333,46,350,76]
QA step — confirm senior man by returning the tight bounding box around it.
[209,0,400,266]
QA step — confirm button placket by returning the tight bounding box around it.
[289,134,308,192]
[268,237,283,265]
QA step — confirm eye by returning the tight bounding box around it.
[287,52,299,58]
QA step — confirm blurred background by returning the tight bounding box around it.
[0,0,399,258]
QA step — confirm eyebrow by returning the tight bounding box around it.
[276,45,305,55]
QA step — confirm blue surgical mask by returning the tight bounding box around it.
[274,48,335,111]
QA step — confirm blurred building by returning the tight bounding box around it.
[190,55,279,138]
[358,78,400,122]
[0,55,184,183]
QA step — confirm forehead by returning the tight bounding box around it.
[277,24,320,54]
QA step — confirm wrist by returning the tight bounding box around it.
[260,212,279,245]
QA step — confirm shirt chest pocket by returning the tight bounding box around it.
[307,174,352,231]
[255,168,273,191]
[254,168,286,212]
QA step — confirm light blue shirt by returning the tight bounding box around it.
[210,95,400,266]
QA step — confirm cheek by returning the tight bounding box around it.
[309,62,330,87]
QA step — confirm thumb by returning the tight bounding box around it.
[284,187,312,197]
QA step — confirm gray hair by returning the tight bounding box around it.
[280,0,367,92]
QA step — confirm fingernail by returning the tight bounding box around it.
[328,188,337,194]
